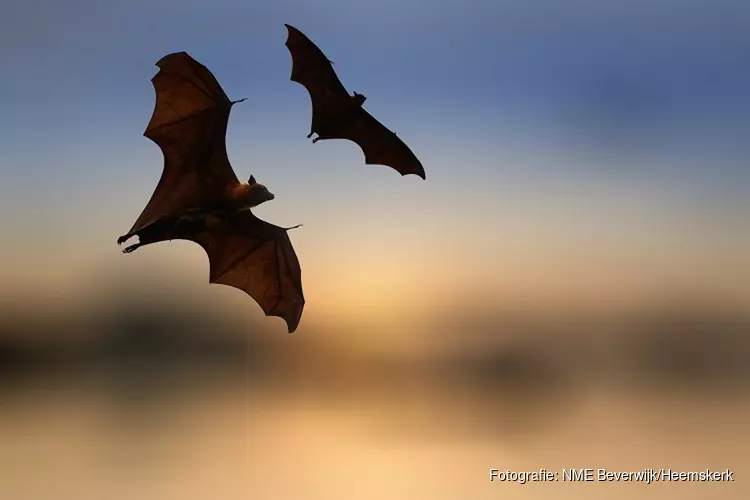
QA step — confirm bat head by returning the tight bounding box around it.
[244,175,275,207]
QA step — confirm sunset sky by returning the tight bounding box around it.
[1,0,749,331]
[3,3,750,500]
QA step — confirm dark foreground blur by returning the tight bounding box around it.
[1,278,749,500]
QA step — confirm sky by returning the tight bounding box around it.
[2,2,750,499]
[1,0,749,331]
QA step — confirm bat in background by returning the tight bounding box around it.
[117,52,304,333]
[284,24,426,180]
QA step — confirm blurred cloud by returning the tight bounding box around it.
[2,274,749,401]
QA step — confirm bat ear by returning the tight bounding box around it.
[248,175,256,185]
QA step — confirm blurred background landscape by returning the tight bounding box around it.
[1,0,749,498]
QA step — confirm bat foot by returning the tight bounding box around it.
[312,137,320,144]
[122,243,140,254]
[306,131,313,139]
[117,234,130,245]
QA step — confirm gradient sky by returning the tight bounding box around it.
[1,0,749,331]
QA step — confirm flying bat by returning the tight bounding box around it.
[284,24,426,180]
[117,52,304,333]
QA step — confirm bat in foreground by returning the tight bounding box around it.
[117,52,304,333]
[284,24,426,180]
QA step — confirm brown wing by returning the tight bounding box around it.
[284,24,352,134]
[283,25,425,179]
[124,52,240,239]
[318,108,426,179]
[196,210,304,333]
[122,210,305,333]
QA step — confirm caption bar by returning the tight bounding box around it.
[488,468,734,484]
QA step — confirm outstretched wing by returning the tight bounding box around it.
[317,108,426,179]
[125,52,240,238]
[196,210,304,333]
[284,24,352,134]
[123,210,305,333]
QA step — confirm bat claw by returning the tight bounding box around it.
[312,137,320,144]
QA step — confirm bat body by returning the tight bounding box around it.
[118,52,304,333]
[284,24,426,180]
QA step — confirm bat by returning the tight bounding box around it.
[284,24,426,180]
[117,52,304,333]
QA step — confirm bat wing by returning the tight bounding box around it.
[283,25,425,179]
[284,24,352,134]
[318,108,426,179]
[196,210,305,333]
[125,210,305,333]
[125,52,241,239]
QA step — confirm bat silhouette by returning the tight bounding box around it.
[284,24,426,180]
[117,52,304,333]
